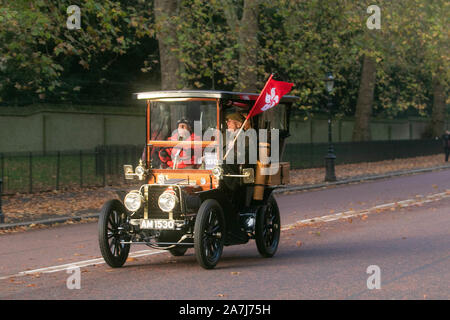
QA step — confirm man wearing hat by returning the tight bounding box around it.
[226,112,245,132]
[159,118,200,169]
[225,112,245,156]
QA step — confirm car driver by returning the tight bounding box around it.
[159,118,200,169]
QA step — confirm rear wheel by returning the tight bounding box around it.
[98,200,130,267]
[255,194,280,258]
[194,200,225,269]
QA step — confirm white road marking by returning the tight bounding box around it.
[1,190,449,281]
[281,190,450,231]
[0,249,164,280]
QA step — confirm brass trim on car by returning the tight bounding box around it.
[144,185,149,220]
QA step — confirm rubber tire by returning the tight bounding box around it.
[169,246,188,256]
[255,194,281,258]
[194,199,225,269]
[98,199,130,268]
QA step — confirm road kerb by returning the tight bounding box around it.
[275,164,450,195]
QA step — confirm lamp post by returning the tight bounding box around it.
[324,72,336,182]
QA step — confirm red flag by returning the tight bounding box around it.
[248,74,294,118]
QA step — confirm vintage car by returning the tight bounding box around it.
[98,90,298,269]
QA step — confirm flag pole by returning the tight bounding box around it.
[223,74,274,160]
[223,117,247,160]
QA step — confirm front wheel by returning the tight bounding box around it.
[194,200,225,269]
[98,199,130,268]
[255,194,281,258]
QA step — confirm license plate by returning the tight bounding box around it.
[140,219,175,230]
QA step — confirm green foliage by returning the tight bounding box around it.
[174,0,238,89]
[0,0,447,121]
[0,0,155,104]
[258,0,362,113]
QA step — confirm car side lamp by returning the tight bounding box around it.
[212,166,254,184]
[124,160,146,181]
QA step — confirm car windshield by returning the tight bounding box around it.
[149,100,218,169]
[150,100,217,140]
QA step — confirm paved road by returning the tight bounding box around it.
[0,170,449,299]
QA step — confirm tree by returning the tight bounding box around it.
[154,0,183,90]
[351,0,449,139]
[1,0,445,127]
[412,0,450,137]
[221,0,260,92]
[0,0,155,104]
[174,0,237,90]
[352,54,377,141]
[258,0,360,113]
[351,2,382,141]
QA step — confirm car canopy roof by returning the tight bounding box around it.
[134,90,299,103]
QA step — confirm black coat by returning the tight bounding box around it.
[442,133,450,149]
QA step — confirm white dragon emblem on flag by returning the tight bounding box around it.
[261,87,279,111]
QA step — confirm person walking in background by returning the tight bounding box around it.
[442,130,450,162]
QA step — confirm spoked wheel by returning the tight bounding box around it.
[98,199,130,268]
[194,200,225,269]
[169,246,188,257]
[255,194,281,258]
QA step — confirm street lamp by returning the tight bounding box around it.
[324,72,336,182]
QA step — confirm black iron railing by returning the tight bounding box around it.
[284,139,442,169]
[0,145,143,195]
[0,139,443,194]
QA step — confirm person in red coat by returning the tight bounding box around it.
[159,118,200,169]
